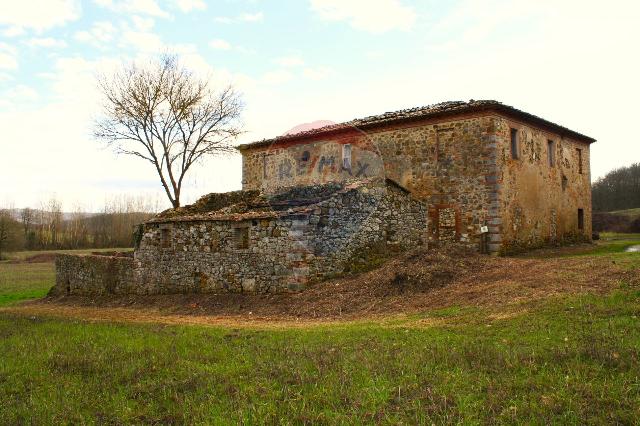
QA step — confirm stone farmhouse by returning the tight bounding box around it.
[54,100,595,295]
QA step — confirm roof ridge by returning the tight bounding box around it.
[237,99,594,150]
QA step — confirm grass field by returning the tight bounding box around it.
[0,262,54,307]
[0,241,639,423]
[0,248,130,307]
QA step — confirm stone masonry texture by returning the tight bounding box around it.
[54,101,594,295]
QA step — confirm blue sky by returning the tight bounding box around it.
[1,0,639,210]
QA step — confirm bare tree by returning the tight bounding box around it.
[95,54,244,208]
[0,210,9,260]
[20,208,34,247]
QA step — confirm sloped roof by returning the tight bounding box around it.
[237,100,596,151]
[147,181,372,223]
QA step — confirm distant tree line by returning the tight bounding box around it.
[0,196,156,258]
[592,163,640,212]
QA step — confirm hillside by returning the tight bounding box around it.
[593,209,640,233]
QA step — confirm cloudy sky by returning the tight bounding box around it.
[1,0,639,211]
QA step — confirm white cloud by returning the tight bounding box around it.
[121,29,163,52]
[262,69,294,85]
[239,12,263,22]
[214,11,264,24]
[26,38,68,49]
[0,55,17,70]
[310,0,415,33]
[209,39,231,50]
[116,16,162,53]
[0,84,39,110]
[303,66,334,80]
[173,0,206,12]
[94,0,169,18]
[213,16,233,24]
[131,15,155,31]
[275,55,305,67]
[13,85,39,100]
[0,43,18,70]
[74,21,117,46]
[2,26,25,37]
[0,0,80,32]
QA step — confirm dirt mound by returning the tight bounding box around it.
[20,253,57,263]
[29,245,639,324]
[90,251,134,258]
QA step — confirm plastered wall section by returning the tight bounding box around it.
[241,137,385,192]
[495,117,592,253]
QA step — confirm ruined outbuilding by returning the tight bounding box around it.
[54,100,595,295]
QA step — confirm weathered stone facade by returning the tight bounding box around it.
[52,254,135,295]
[54,100,595,295]
[495,117,592,252]
[53,180,427,294]
[239,101,594,254]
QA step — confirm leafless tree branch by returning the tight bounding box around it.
[95,54,244,208]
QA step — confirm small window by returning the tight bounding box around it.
[160,228,171,248]
[510,128,519,160]
[547,140,555,167]
[342,144,352,170]
[576,148,583,174]
[301,150,310,162]
[578,209,584,231]
[234,227,249,249]
[561,175,568,191]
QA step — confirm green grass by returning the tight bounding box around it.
[0,248,130,306]
[583,234,640,259]
[0,287,639,424]
[0,243,639,423]
[0,263,54,306]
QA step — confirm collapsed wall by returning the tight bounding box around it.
[52,179,428,295]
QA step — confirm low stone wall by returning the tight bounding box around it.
[134,181,428,294]
[53,181,428,296]
[51,254,136,296]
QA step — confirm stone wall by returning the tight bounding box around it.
[241,114,497,251]
[51,254,136,295]
[495,117,592,253]
[94,180,428,295]
[240,112,592,254]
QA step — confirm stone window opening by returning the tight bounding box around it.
[578,208,584,231]
[547,139,556,167]
[301,150,310,162]
[510,128,519,160]
[577,148,583,174]
[342,144,352,170]
[234,227,250,249]
[561,174,568,191]
[160,227,171,249]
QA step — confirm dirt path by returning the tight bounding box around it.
[4,246,637,328]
